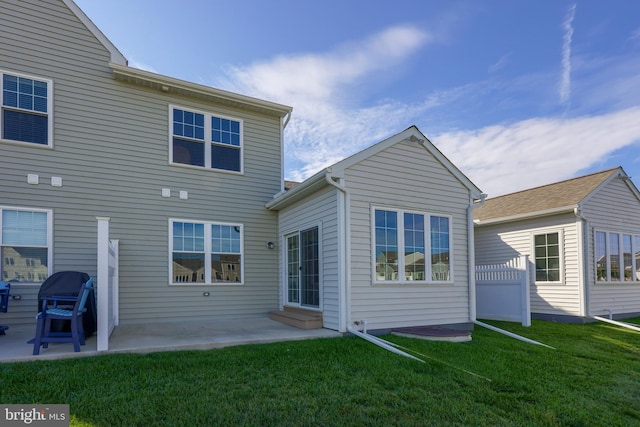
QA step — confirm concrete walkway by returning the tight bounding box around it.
[0,317,342,363]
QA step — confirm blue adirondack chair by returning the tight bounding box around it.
[0,281,9,335]
[33,275,94,355]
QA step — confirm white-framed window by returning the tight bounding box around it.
[533,231,562,283]
[1,71,53,147]
[169,105,243,173]
[373,207,452,283]
[1,207,52,283]
[169,219,243,285]
[595,230,640,283]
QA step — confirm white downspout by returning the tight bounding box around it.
[468,194,487,322]
[347,326,424,362]
[574,207,589,318]
[325,170,350,333]
[593,316,640,332]
[279,111,292,192]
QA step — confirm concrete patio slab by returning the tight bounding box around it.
[0,317,342,363]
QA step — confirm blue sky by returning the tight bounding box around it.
[75,0,640,196]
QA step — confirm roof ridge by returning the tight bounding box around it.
[487,166,620,200]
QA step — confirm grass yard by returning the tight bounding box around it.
[1,318,640,426]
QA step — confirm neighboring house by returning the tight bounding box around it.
[1,0,292,326]
[266,127,485,333]
[1,0,485,336]
[474,167,640,321]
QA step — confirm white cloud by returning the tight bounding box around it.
[488,53,511,73]
[216,24,433,181]
[559,3,576,106]
[433,107,640,196]
[213,17,640,196]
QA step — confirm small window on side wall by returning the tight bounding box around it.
[534,232,561,282]
[1,72,52,146]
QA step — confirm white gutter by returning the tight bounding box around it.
[468,194,487,322]
[279,111,292,192]
[474,320,556,349]
[574,207,589,317]
[476,204,579,226]
[348,324,492,380]
[347,326,424,363]
[593,316,640,333]
[325,170,350,333]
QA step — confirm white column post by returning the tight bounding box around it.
[96,217,110,351]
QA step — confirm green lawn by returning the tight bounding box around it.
[2,319,640,426]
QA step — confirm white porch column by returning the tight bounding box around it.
[96,217,111,351]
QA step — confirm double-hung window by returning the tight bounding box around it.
[533,232,561,282]
[170,106,242,172]
[373,208,452,283]
[595,230,640,283]
[1,71,52,146]
[1,208,52,283]
[170,219,243,285]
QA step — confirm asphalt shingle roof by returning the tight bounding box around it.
[474,167,620,223]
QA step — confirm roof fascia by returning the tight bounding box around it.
[475,205,578,226]
[63,0,127,66]
[331,126,483,200]
[578,167,625,208]
[579,167,640,208]
[110,63,292,117]
[265,169,330,210]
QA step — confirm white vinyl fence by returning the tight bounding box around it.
[476,255,531,326]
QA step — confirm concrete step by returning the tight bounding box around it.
[269,307,323,330]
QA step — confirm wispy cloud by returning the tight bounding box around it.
[434,107,640,196]
[559,3,577,106]
[216,25,433,180]
[488,53,511,73]
[629,28,640,41]
[213,18,640,196]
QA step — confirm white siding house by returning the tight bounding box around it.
[474,167,640,321]
[267,127,485,332]
[1,0,292,326]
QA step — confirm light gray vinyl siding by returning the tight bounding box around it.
[475,213,583,316]
[582,178,640,317]
[277,187,340,330]
[345,139,472,330]
[1,0,283,324]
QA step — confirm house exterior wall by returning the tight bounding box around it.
[276,187,340,330]
[475,213,583,317]
[1,0,283,325]
[582,177,640,317]
[345,139,473,330]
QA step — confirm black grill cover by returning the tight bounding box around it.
[37,271,96,336]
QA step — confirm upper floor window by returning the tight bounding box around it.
[1,71,52,146]
[170,106,242,173]
[595,230,640,283]
[533,232,561,282]
[1,208,52,283]
[170,219,243,285]
[373,208,452,283]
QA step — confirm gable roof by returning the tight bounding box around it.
[474,167,637,224]
[63,0,127,65]
[62,1,292,117]
[267,126,483,210]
